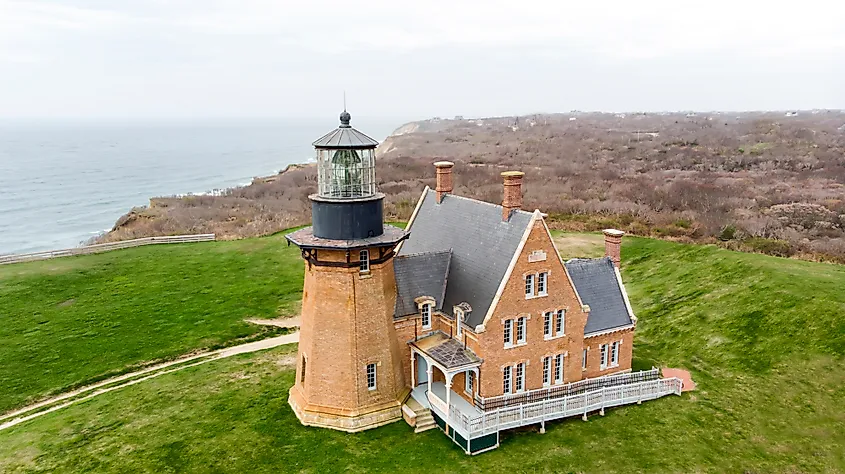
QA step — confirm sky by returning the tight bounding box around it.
[1,0,844,119]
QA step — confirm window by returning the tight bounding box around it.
[542,356,551,386]
[600,344,609,370]
[554,353,564,384]
[525,274,534,297]
[465,371,474,394]
[503,319,513,346]
[300,356,306,385]
[366,363,377,390]
[582,348,588,370]
[515,362,525,392]
[503,366,512,394]
[543,312,552,338]
[537,272,548,295]
[421,303,431,329]
[359,249,370,273]
[516,317,526,344]
[611,341,620,367]
[555,309,565,336]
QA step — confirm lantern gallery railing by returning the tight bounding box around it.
[316,148,377,199]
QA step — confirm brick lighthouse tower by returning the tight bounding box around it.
[285,110,409,432]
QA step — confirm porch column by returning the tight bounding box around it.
[426,364,433,389]
[445,372,455,420]
[410,351,416,387]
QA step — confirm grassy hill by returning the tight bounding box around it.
[0,234,303,413]
[1,235,844,472]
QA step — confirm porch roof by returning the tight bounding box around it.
[411,331,482,370]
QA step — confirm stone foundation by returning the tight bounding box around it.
[289,388,404,433]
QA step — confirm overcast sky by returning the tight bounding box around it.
[1,0,843,119]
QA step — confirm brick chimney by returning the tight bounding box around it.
[603,229,625,268]
[434,161,454,204]
[501,171,524,221]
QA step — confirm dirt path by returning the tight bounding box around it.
[0,332,300,432]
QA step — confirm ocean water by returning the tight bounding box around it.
[0,118,403,256]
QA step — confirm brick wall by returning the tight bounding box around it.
[582,328,634,378]
[476,218,590,398]
[293,248,406,417]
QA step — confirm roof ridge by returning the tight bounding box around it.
[432,189,535,217]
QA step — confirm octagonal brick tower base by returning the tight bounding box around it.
[286,226,409,433]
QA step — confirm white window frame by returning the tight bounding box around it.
[611,340,620,367]
[582,348,588,370]
[503,319,513,347]
[516,317,526,344]
[524,274,535,298]
[542,356,551,387]
[366,363,377,390]
[515,362,525,393]
[554,353,564,384]
[465,371,474,395]
[600,344,609,370]
[543,312,552,338]
[503,366,512,394]
[537,272,548,296]
[555,309,565,336]
[421,303,431,329]
[359,249,370,273]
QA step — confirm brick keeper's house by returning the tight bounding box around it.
[285,112,683,454]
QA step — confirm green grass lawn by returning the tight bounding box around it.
[1,235,845,472]
[0,234,304,413]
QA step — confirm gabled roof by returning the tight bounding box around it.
[399,189,533,328]
[394,250,452,318]
[565,257,634,335]
[312,127,379,148]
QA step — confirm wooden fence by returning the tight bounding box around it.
[0,234,216,265]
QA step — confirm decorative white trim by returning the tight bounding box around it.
[540,216,586,308]
[394,186,429,254]
[614,265,638,325]
[479,211,539,331]
[584,324,635,339]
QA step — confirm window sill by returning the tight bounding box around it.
[524,294,548,300]
[504,341,527,350]
[421,325,432,331]
[359,272,372,280]
[543,334,566,341]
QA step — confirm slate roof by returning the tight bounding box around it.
[412,331,482,369]
[399,189,533,328]
[394,250,452,317]
[565,257,634,335]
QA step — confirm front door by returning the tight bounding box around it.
[416,355,429,386]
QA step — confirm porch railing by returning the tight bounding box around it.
[474,368,661,411]
[427,390,448,414]
[453,376,681,437]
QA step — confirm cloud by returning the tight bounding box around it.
[0,0,842,118]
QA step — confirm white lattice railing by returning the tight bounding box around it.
[449,377,682,437]
[475,368,661,411]
[0,234,216,265]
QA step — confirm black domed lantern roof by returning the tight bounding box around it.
[312,111,379,149]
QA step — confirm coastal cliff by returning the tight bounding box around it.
[99,111,845,262]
